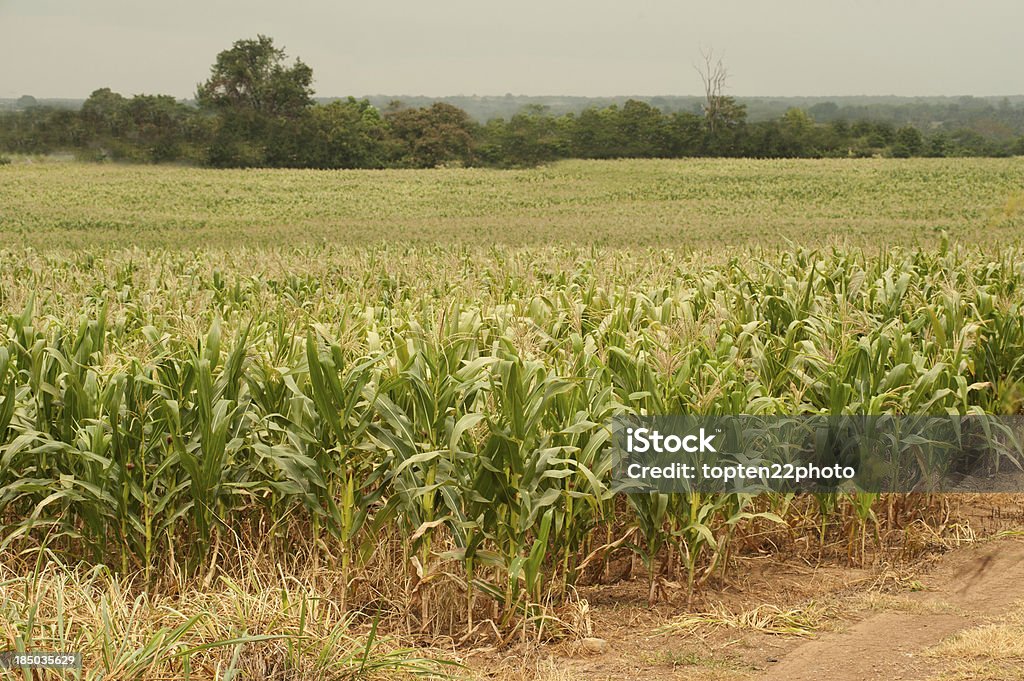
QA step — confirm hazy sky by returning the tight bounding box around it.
[1,0,1022,99]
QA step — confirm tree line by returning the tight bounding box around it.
[2,36,1022,168]
[348,94,1024,133]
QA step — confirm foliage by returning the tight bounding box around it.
[3,232,1024,632]
[3,158,1023,250]
[383,103,477,168]
[0,561,458,679]
[2,36,1023,167]
[196,35,313,120]
[303,98,389,168]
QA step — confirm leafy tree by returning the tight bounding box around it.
[123,95,199,162]
[0,108,82,154]
[196,35,313,119]
[807,101,839,121]
[617,100,669,157]
[703,97,747,156]
[926,133,950,157]
[384,103,477,167]
[867,122,895,148]
[570,107,621,158]
[80,88,129,159]
[664,112,705,157]
[197,35,314,166]
[81,88,128,137]
[781,108,813,136]
[830,120,850,137]
[950,129,1004,156]
[777,108,817,157]
[494,105,569,166]
[303,98,388,168]
[714,97,748,130]
[891,125,924,158]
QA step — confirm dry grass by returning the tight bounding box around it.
[847,592,964,616]
[657,602,831,638]
[924,600,1024,680]
[927,602,1024,661]
[0,558,460,680]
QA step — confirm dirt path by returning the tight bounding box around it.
[760,537,1024,681]
[470,533,1024,680]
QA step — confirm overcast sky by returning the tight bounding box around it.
[1,0,1022,99]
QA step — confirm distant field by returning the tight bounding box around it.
[2,158,1023,250]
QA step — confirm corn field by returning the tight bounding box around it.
[3,239,1024,639]
[3,158,1023,250]
[2,158,1024,677]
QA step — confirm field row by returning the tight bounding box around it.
[2,158,1023,249]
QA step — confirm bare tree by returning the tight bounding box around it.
[694,47,729,134]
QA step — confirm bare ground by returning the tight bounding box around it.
[469,498,1024,681]
[761,537,1024,681]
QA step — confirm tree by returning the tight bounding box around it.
[81,88,127,135]
[303,98,388,168]
[123,95,198,162]
[891,125,924,158]
[617,100,669,157]
[927,133,951,158]
[695,48,729,134]
[384,103,477,167]
[491,105,568,166]
[80,88,129,158]
[808,102,839,122]
[197,35,315,166]
[196,35,313,119]
[693,48,747,156]
[778,108,816,156]
[665,111,705,157]
[571,107,621,158]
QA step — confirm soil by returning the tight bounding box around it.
[467,496,1024,680]
[760,538,1024,681]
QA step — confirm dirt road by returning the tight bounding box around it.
[761,538,1024,681]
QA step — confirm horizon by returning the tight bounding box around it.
[8,93,1024,104]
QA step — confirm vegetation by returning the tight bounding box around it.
[6,237,1024,618]
[1,562,457,680]
[2,37,1023,167]
[3,158,1023,250]
[351,94,1024,132]
[2,158,1023,677]
[2,158,1024,677]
